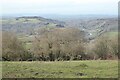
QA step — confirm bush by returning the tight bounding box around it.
[32,28,85,61]
[93,34,118,60]
[2,31,31,61]
[93,37,109,60]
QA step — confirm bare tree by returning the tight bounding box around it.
[2,31,31,61]
[108,35,118,58]
[32,28,85,61]
[93,36,109,60]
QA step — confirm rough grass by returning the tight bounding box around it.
[2,60,118,78]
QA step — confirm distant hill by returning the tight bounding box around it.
[1,16,118,41]
[2,16,65,35]
[65,18,118,40]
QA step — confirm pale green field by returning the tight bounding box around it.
[2,60,118,78]
[103,31,118,38]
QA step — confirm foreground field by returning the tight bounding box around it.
[2,60,118,78]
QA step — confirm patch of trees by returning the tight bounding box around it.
[2,31,32,61]
[2,29,118,61]
[90,35,118,60]
[32,28,86,61]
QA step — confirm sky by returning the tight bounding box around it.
[0,0,119,16]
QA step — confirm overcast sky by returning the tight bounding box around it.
[0,0,119,16]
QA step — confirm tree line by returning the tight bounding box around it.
[2,28,118,61]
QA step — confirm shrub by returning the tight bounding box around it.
[2,31,31,61]
[93,37,109,60]
[32,28,85,61]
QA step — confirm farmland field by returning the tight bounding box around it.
[2,60,118,78]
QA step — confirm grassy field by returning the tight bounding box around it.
[2,60,118,78]
[103,31,118,39]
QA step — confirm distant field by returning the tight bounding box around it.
[2,60,118,78]
[103,31,118,38]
